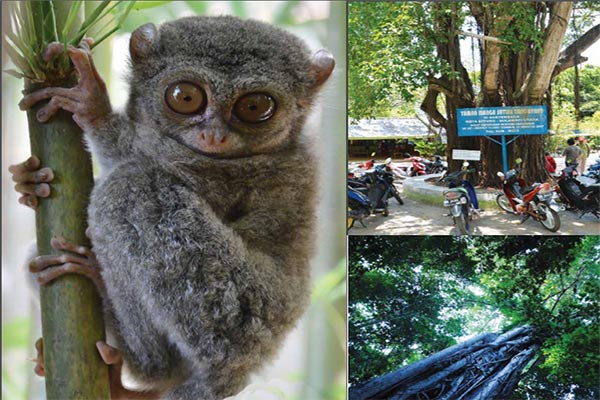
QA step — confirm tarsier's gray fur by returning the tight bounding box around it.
[85,16,331,399]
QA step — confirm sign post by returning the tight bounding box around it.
[457,106,548,173]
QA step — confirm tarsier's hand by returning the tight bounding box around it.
[8,156,54,209]
[19,38,112,131]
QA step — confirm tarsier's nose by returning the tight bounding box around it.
[198,132,229,152]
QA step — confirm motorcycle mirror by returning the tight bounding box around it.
[515,157,523,165]
[371,152,377,157]
[385,157,392,164]
[497,171,505,179]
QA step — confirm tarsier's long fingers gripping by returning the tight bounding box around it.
[8,156,54,209]
[29,235,105,292]
[19,38,111,131]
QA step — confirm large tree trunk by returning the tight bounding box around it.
[349,325,539,400]
[421,2,576,187]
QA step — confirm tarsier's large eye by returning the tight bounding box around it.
[233,93,276,123]
[165,82,207,115]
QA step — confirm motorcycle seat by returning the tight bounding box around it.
[521,183,540,194]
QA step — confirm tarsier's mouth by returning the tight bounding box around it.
[165,133,254,160]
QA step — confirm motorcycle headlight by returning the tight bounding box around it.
[460,197,468,204]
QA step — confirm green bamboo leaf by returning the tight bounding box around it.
[134,1,171,10]
[49,1,59,42]
[61,1,83,42]
[3,69,27,79]
[3,36,33,77]
[76,0,111,38]
[184,1,208,15]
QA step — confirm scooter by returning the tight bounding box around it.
[496,159,561,232]
[584,158,600,182]
[347,186,372,230]
[554,164,600,218]
[440,162,479,235]
[408,155,447,176]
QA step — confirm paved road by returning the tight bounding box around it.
[349,184,599,236]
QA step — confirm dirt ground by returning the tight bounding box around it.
[348,182,599,236]
[349,151,599,236]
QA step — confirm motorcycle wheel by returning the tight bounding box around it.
[496,193,515,213]
[454,212,469,235]
[537,203,561,232]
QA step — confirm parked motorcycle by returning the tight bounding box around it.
[584,157,600,182]
[384,157,409,179]
[554,164,600,218]
[347,163,404,229]
[347,186,372,229]
[408,155,447,176]
[496,160,561,232]
[440,163,479,235]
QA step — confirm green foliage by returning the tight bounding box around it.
[2,317,32,400]
[349,236,600,399]
[348,2,440,120]
[414,140,446,158]
[554,65,600,120]
[494,2,544,54]
[4,1,135,82]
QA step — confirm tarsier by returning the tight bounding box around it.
[11,16,334,399]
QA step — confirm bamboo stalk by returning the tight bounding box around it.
[26,78,110,399]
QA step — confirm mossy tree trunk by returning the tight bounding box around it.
[25,3,110,399]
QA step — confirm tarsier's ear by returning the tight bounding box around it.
[309,49,335,88]
[130,23,158,62]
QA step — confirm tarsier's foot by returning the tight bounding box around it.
[8,156,54,209]
[19,38,111,131]
[29,236,104,291]
[97,341,161,400]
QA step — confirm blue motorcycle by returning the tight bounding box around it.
[440,165,479,235]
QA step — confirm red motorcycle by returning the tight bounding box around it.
[496,161,560,232]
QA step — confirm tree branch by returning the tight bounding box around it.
[553,24,600,77]
[523,2,573,103]
[420,87,448,129]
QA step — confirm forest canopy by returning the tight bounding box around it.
[349,236,599,399]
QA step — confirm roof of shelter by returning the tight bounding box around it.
[348,118,444,140]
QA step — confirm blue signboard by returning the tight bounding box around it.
[457,106,547,137]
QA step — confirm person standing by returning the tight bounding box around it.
[562,138,582,168]
[576,136,591,173]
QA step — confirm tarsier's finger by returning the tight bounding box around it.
[8,156,41,174]
[11,167,54,185]
[42,42,66,63]
[19,87,75,111]
[29,253,92,273]
[37,96,81,122]
[67,46,96,90]
[51,236,95,259]
[18,195,38,209]
[79,37,95,52]
[35,262,103,286]
[14,182,50,197]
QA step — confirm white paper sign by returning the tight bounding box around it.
[452,149,481,161]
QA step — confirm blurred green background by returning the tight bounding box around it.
[1,2,346,399]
